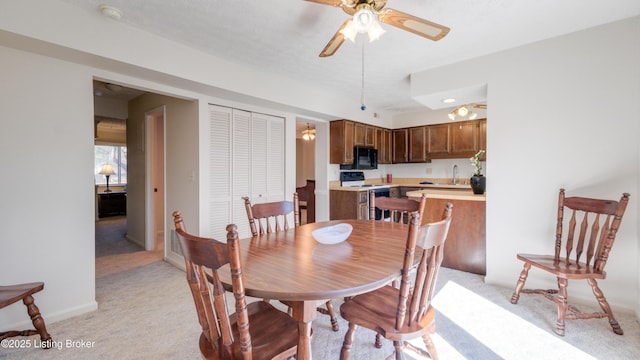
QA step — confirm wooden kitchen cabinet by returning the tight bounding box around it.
[389,187,400,198]
[409,126,428,162]
[375,128,392,164]
[427,123,450,156]
[478,119,487,160]
[354,122,365,146]
[330,120,355,164]
[330,190,369,220]
[364,125,376,147]
[392,129,408,163]
[451,120,478,154]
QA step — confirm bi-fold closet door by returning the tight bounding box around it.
[208,104,285,240]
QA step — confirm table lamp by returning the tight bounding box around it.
[99,163,115,192]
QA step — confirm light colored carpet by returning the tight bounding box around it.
[1,217,638,359]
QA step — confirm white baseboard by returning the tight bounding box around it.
[0,301,98,332]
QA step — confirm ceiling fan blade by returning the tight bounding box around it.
[319,19,351,57]
[304,0,345,7]
[379,8,450,41]
[305,0,358,15]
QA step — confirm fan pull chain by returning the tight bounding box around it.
[360,38,366,111]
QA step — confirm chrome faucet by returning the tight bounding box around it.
[452,164,458,185]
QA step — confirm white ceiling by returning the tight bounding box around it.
[68,0,640,116]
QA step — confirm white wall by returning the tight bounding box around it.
[0,46,98,326]
[411,16,640,311]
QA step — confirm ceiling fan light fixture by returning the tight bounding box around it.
[468,112,478,120]
[353,8,375,33]
[367,21,385,42]
[339,20,358,43]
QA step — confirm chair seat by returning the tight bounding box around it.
[340,285,435,340]
[0,283,45,308]
[200,301,299,359]
[516,254,606,280]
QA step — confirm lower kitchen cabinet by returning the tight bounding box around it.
[330,190,368,220]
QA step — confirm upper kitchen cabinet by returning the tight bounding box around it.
[331,120,388,164]
[376,128,392,164]
[409,126,428,162]
[330,120,355,164]
[392,129,408,163]
[478,119,487,160]
[354,122,365,146]
[427,119,487,160]
[451,120,477,154]
[427,123,450,157]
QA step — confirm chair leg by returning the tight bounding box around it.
[422,322,438,360]
[340,323,357,360]
[375,333,383,348]
[316,301,339,331]
[325,300,339,332]
[555,277,568,336]
[393,340,406,360]
[24,294,52,343]
[511,263,531,304]
[587,278,623,335]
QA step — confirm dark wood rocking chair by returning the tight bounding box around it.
[340,203,453,360]
[511,188,630,336]
[172,211,298,359]
[242,193,340,332]
[0,282,52,346]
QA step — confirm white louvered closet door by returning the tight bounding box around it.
[207,105,285,241]
[266,115,285,203]
[231,109,252,239]
[208,105,233,241]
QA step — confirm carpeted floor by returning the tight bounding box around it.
[1,216,638,359]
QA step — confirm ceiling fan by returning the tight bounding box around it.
[306,0,450,57]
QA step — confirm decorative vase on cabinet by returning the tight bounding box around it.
[470,175,486,195]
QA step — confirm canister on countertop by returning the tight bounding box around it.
[386,174,392,183]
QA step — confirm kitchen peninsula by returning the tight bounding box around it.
[406,188,486,275]
[329,178,486,275]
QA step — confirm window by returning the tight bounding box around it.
[95,145,127,185]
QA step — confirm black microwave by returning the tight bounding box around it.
[353,146,378,170]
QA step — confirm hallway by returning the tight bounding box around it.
[95,216,163,278]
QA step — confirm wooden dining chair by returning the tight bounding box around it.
[296,180,316,224]
[369,191,426,223]
[340,202,453,360]
[243,194,340,332]
[0,283,52,346]
[511,189,630,336]
[368,191,428,347]
[172,211,298,359]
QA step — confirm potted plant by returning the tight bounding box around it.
[469,150,486,194]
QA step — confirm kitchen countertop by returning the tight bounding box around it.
[406,189,486,202]
[329,181,473,192]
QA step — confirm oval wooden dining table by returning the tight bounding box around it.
[217,219,411,360]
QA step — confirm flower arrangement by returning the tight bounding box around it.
[470,150,485,176]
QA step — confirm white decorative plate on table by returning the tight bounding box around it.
[312,223,353,244]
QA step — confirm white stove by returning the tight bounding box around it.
[340,171,390,189]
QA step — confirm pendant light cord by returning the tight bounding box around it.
[360,38,366,111]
